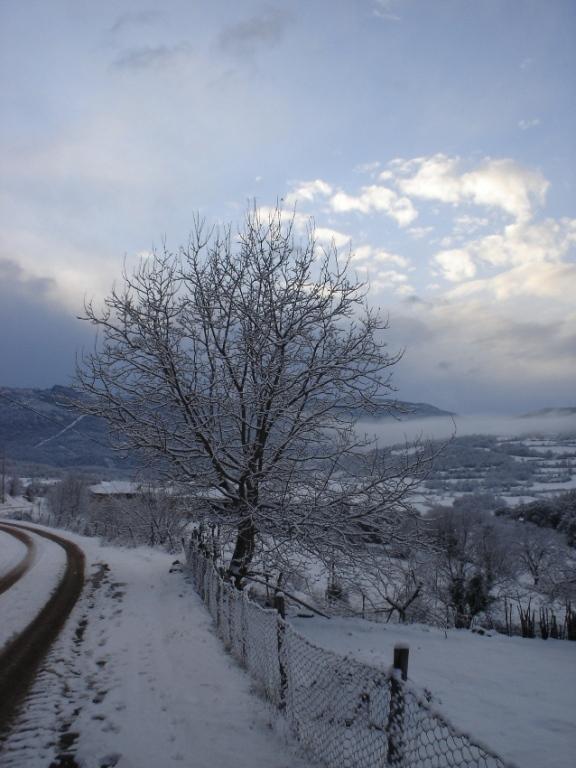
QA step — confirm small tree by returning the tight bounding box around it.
[513,522,559,588]
[77,206,425,584]
[8,475,24,497]
[426,505,512,628]
[47,475,88,527]
[88,486,188,551]
[24,478,45,502]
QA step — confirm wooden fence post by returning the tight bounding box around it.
[274,593,288,711]
[240,592,247,666]
[387,644,409,766]
[215,577,221,631]
[200,555,207,602]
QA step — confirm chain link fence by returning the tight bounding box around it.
[185,541,516,768]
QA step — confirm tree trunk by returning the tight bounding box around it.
[229,518,257,589]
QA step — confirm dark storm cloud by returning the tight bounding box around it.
[0,258,55,298]
[0,259,93,387]
[218,6,293,57]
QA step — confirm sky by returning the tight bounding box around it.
[0,0,574,414]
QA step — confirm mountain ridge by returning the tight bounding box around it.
[0,385,455,470]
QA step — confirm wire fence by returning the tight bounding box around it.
[185,540,516,768]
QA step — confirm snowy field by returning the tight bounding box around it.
[412,429,576,512]
[0,521,315,768]
[291,615,576,768]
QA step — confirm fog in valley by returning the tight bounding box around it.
[357,412,576,448]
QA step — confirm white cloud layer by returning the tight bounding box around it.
[329,185,417,226]
[433,249,477,282]
[394,154,549,223]
[284,179,333,206]
[433,218,576,281]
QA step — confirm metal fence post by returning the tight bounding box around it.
[274,593,288,711]
[387,644,409,766]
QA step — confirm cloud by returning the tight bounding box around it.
[108,11,160,36]
[314,226,352,248]
[452,215,489,238]
[256,206,351,248]
[219,7,293,57]
[372,1,402,21]
[283,177,417,226]
[433,218,576,281]
[0,258,56,299]
[354,161,381,175]
[113,43,193,70]
[351,245,410,269]
[518,118,541,131]
[407,225,434,240]
[448,260,576,305]
[0,224,121,312]
[433,249,477,282]
[347,245,412,294]
[0,258,92,387]
[2,116,158,187]
[329,184,418,227]
[392,285,576,412]
[395,154,548,223]
[284,179,333,206]
[407,258,576,375]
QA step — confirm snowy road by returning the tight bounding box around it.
[0,527,30,583]
[0,524,315,768]
[0,524,67,652]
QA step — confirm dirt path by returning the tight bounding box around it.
[0,524,85,740]
[0,525,36,595]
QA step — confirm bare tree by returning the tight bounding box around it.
[8,475,24,497]
[513,522,560,588]
[46,474,89,527]
[86,486,188,551]
[77,206,425,584]
[425,506,514,628]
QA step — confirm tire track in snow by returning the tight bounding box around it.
[0,526,36,595]
[0,524,85,747]
[0,550,119,768]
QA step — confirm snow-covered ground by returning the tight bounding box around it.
[0,522,315,768]
[0,527,28,578]
[0,527,66,651]
[2,477,575,767]
[291,615,576,768]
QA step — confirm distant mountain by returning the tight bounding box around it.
[0,385,135,471]
[343,398,456,421]
[392,401,456,420]
[0,386,454,470]
[520,407,576,419]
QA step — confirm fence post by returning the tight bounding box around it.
[200,555,207,602]
[274,593,288,711]
[215,576,221,631]
[387,644,409,766]
[241,592,248,666]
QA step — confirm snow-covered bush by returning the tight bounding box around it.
[85,486,188,552]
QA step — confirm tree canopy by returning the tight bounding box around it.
[77,206,424,582]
